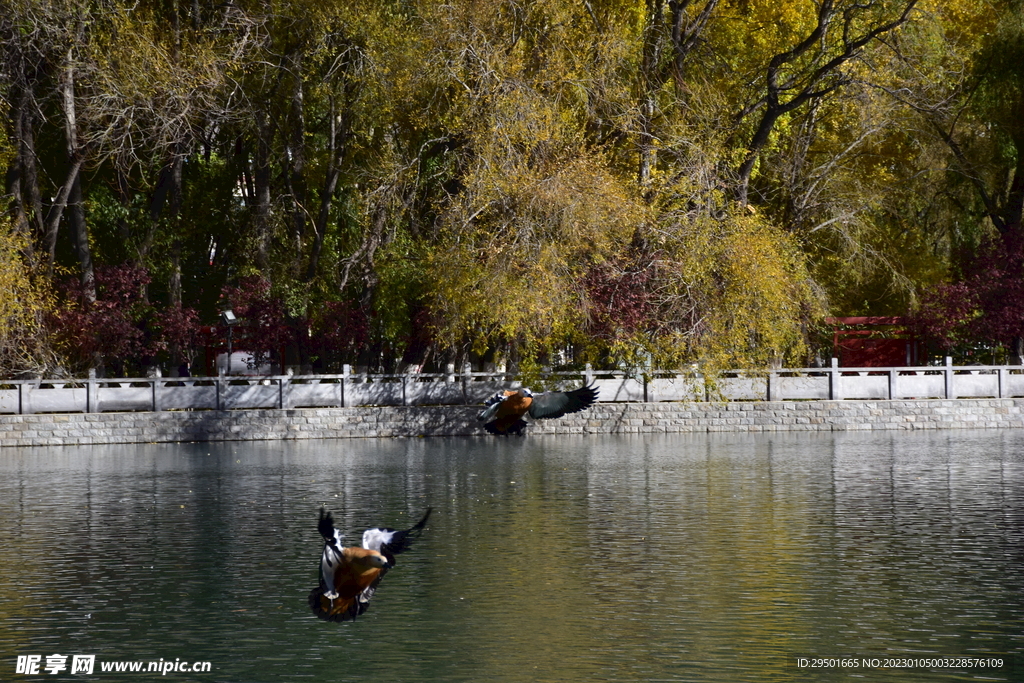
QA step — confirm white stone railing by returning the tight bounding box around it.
[2,359,1023,415]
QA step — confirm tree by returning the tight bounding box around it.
[51,263,156,376]
[913,231,1024,360]
[218,275,292,370]
[1,0,90,280]
[889,1,1024,238]
[0,215,58,376]
[721,0,919,206]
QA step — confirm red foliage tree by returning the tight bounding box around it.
[53,264,156,375]
[913,230,1024,357]
[583,255,657,344]
[218,275,292,367]
[307,300,370,371]
[152,305,204,366]
[53,264,204,375]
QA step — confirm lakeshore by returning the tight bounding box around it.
[3,397,1023,448]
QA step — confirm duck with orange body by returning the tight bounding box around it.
[309,507,431,622]
[477,383,599,435]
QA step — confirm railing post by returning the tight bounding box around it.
[766,370,776,401]
[462,363,472,404]
[280,369,293,409]
[585,362,593,386]
[341,365,351,407]
[944,356,955,399]
[446,363,456,383]
[151,368,163,412]
[999,366,1008,399]
[829,358,840,400]
[216,368,224,410]
[18,380,24,414]
[87,368,98,413]
[887,368,896,400]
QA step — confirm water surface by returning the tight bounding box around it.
[1,431,1022,681]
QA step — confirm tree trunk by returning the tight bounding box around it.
[253,110,273,269]
[636,0,720,192]
[22,106,46,245]
[288,50,307,275]
[62,50,95,303]
[6,89,27,239]
[306,101,349,282]
[169,239,183,307]
[736,109,782,207]
[1005,133,1024,233]
[637,0,663,190]
[8,86,47,264]
[67,173,95,303]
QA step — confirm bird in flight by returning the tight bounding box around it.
[477,383,599,435]
[309,507,431,622]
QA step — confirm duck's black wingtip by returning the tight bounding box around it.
[578,382,599,405]
[412,507,432,530]
[318,507,336,541]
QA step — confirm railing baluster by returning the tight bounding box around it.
[944,356,954,399]
[87,369,98,413]
[341,365,350,407]
[829,358,839,400]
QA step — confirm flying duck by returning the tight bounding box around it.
[309,507,431,622]
[477,383,599,435]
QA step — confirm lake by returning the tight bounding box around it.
[1,430,1022,682]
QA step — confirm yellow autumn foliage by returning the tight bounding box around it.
[0,220,58,377]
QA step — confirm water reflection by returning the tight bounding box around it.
[1,431,1022,682]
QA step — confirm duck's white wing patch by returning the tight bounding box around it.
[320,543,342,599]
[317,507,348,599]
[362,528,397,552]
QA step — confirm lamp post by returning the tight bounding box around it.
[220,310,237,374]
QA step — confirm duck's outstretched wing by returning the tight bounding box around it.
[362,508,432,561]
[528,383,599,420]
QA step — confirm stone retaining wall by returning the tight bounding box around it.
[3,398,1023,447]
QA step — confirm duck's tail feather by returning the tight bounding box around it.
[484,418,528,435]
[308,586,367,622]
